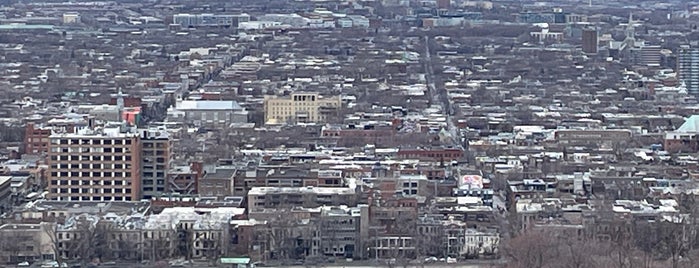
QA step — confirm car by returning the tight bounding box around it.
[17,261,30,267]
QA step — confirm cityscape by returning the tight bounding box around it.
[0,0,698,268]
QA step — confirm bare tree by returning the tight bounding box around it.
[504,229,557,268]
[61,218,112,265]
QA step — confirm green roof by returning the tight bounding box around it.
[677,115,699,132]
[220,257,250,264]
[0,24,54,30]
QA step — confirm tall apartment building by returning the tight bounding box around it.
[140,127,171,200]
[263,92,342,125]
[581,28,598,54]
[47,126,141,201]
[678,46,699,96]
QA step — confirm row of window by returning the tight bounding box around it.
[50,171,132,178]
[54,195,132,201]
[51,163,132,170]
[50,179,130,186]
[50,146,131,153]
[51,138,133,145]
[50,155,132,162]
[50,187,132,194]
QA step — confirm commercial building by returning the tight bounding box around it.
[46,126,141,201]
[678,45,699,96]
[263,92,342,125]
[636,45,662,67]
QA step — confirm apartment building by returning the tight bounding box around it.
[263,93,342,125]
[315,205,369,259]
[140,127,172,200]
[47,127,141,201]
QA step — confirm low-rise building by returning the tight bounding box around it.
[247,186,358,212]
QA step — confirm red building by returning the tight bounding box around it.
[24,123,52,154]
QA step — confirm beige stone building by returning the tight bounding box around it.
[47,126,141,201]
[263,92,341,125]
[0,222,57,264]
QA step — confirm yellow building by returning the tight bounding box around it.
[264,92,341,124]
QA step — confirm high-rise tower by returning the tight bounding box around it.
[678,46,699,96]
[582,27,598,54]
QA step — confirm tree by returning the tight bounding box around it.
[60,217,112,265]
[259,211,314,262]
[504,229,556,268]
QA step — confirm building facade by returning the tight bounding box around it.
[247,186,358,212]
[263,93,342,125]
[173,13,250,28]
[581,28,598,54]
[678,46,699,96]
[167,100,248,128]
[140,127,172,200]
[47,128,141,201]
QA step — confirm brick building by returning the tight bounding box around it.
[47,126,141,201]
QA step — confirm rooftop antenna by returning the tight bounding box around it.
[588,0,592,7]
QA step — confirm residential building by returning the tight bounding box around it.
[582,28,598,54]
[198,167,236,197]
[678,45,699,96]
[140,127,172,200]
[315,205,369,259]
[47,126,141,201]
[263,93,342,125]
[247,186,358,212]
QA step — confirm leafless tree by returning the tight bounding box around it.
[504,229,557,268]
[61,219,112,265]
[259,212,313,262]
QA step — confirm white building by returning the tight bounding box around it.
[167,100,248,128]
[63,12,81,24]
